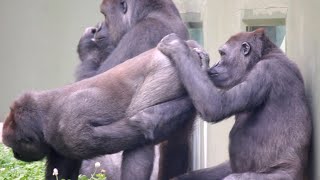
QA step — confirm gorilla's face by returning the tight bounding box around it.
[2,103,49,162]
[11,141,48,162]
[208,32,255,89]
[98,0,131,43]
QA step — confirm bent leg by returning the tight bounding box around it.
[121,145,155,180]
[173,161,232,180]
[93,96,194,154]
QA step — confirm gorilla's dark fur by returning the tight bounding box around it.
[158,29,312,180]
[75,0,192,180]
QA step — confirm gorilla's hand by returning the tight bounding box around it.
[193,47,210,71]
[186,40,210,70]
[157,34,190,64]
[158,34,209,70]
[77,26,99,62]
[82,27,97,42]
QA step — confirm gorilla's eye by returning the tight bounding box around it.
[120,0,128,14]
[219,49,226,56]
[241,42,251,56]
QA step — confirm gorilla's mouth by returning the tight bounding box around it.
[13,151,43,162]
[207,70,219,77]
[13,151,22,159]
[92,34,106,42]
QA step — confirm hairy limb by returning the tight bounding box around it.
[158,117,195,180]
[121,145,155,180]
[93,97,194,154]
[173,161,232,180]
[46,150,82,180]
[158,34,272,122]
[223,171,292,180]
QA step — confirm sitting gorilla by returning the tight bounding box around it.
[75,0,192,179]
[78,24,164,180]
[158,30,312,180]
[2,42,207,180]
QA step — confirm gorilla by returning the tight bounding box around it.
[2,42,208,180]
[76,0,189,80]
[158,29,312,180]
[75,0,192,179]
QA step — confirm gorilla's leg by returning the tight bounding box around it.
[121,145,155,180]
[173,161,232,180]
[158,118,195,180]
[223,171,292,180]
[46,150,82,180]
[93,97,194,154]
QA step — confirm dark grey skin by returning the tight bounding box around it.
[75,0,192,179]
[158,29,312,180]
[2,43,208,180]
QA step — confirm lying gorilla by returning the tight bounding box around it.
[2,41,207,180]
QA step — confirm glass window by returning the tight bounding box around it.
[246,25,286,52]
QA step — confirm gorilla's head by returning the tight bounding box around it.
[208,28,276,89]
[96,0,164,43]
[96,0,131,44]
[2,93,49,162]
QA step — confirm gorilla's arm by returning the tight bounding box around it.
[76,59,101,81]
[93,96,194,152]
[158,34,272,123]
[97,19,178,73]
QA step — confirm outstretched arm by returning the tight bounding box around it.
[158,34,272,123]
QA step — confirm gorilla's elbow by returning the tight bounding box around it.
[198,108,219,123]
[198,106,225,123]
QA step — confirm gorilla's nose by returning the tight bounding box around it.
[91,28,97,34]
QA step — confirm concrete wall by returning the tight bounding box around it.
[287,0,320,178]
[0,0,102,119]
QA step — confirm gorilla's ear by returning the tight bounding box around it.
[120,0,128,14]
[241,42,251,56]
[254,28,265,37]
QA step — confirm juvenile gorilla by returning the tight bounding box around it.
[2,43,207,180]
[159,29,312,180]
[75,0,192,179]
